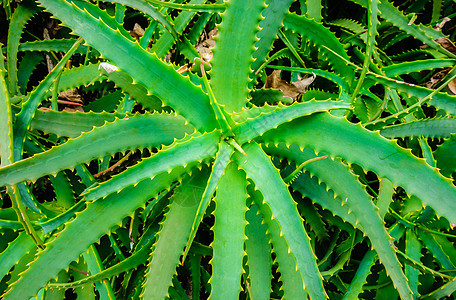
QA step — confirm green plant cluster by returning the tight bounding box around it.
[0,0,456,299]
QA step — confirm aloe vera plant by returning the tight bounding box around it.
[1,0,456,299]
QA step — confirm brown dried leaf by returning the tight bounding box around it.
[58,88,82,103]
[196,28,218,62]
[426,69,448,89]
[265,70,315,100]
[292,74,316,93]
[63,106,84,113]
[448,79,456,95]
[435,37,456,55]
[434,17,451,31]
[196,46,213,61]
[130,23,145,41]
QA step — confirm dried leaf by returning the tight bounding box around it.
[426,69,448,89]
[435,37,456,55]
[264,69,315,100]
[196,28,218,62]
[130,23,145,41]
[434,17,451,31]
[63,106,84,113]
[448,79,456,95]
[58,88,82,103]
[292,73,316,93]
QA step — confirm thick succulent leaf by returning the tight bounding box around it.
[306,0,322,22]
[185,140,233,258]
[342,250,376,299]
[245,204,272,300]
[2,168,186,300]
[38,0,218,132]
[248,182,308,299]
[82,245,116,299]
[292,171,360,230]
[422,276,456,300]
[210,0,265,113]
[233,100,350,144]
[262,145,360,230]
[377,178,394,219]
[17,52,44,95]
[13,38,82,159]
[382,59,456,77]
[51,237,154,288]
[150,0,206,58]
[267,144,413,300]
[71,0,133,41]
[380,118,456,139]
[52,63,101,95]
[434,134,456,176]
[103,0,178,40]
[84,131,220,201]
[0,68,13,166]
[405,229,421,297]
[260,113,456,224]
[298,199,329,242]
[19,38,88,53]
[370,74,456,115]
[104,69,163,112]
[349,0,454,58]
[351,0,379,100]
[251,0,294,72]
[328,18,366,41]
[142,168,210,300]
[7,2,39,95]
[145,0,225,12]
[419,231,456,271]
[0,114,193,186]
[45,169,153,294]
[283,14,355,83]
[38,201,85,234]
[0,232,37,282]
[210,163,247,299]
[31,110,126,138]
[235,142,326,300]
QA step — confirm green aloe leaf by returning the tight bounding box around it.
[7,2,39,95]
[382,59,456,77]
[380,118,456,139]
[267,144,413,300]
[38,0,218,132]
[0,114,193,186]
[235,142,326,300]
[210,0,265,113]
[283,13,355,83]
[2,168,187,300]
[251,0,295,73]
[84,131,220,201]
[210,162,248,298]
[260,113,456,225]
[31,110,126,138]
[19,38,88,53]
[245,204,273,300]
[142,168,210,300]
[184,140,233,259]
[234,100,350,144]
[251,186,308,299]
[13,38,83,159]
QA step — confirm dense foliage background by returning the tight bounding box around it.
[0,0,456,299]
